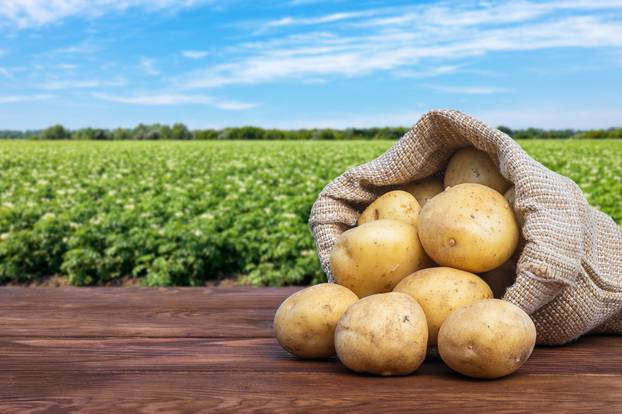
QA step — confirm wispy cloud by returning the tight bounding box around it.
[180,50,209,59]
[178,1,622,89]
[265,11,370,29]
[0,67,11,77]
[93,92,258,110]
[0,94,54,104]
[54,42,99,55]
[425,84,511,95]
[393,65,464,79]
[0,0,210,28]
[139,58,159,75]
[215,101,259,110]
[38,78,126,90]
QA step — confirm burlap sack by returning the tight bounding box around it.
[309,109,622,345]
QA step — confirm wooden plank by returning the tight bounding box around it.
[0,336,620,375]
[0,371,620,413]
[0,287,300,309]
[0,287,620,413]
[0,287,300,338]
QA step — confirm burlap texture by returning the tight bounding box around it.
[309,109,622,345]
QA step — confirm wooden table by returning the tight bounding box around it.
[0,287,620,413]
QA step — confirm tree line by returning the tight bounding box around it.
[0,123,620,140]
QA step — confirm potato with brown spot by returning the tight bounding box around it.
[358,190,421,226]
[438,299,536,379]
[400,176,444,207]
[331,219,430,298]
[274,283,358,358]
[394,267,492,346]
[444,147,511,194]
[418,183,519,273]
[335,292,428,376]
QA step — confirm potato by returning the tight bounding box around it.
[273,283,358,358]
[479,260,516,298]
[394,267,492,346]
[444,147,511,194]
[401,176,444,207]
[358,190,421,226]
[335,292,428,376]
[438,299,536,379]
[331,219,429,298]
[418,183,519,273]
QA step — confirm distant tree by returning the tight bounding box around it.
[194,129,218,140]
[264,129,286,140]
[237,126,265,140]
[112,128,132,140]
[41,124,70,140]
[497,126,513,136]
[171,123,192,140]
[158,124,172,140]
[312,129,335,140]
[72,128,111,140]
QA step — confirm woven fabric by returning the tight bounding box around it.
[309,109,622,345]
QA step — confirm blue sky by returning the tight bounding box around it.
[0,0,621,130]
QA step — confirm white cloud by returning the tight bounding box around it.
[0,0,209,28]
[54,43,98,54]
[0,67,11,77]
[393,65,464,79]
[425,85,511,95]
[38,78,126,90]
[93,92,258,110]
[181,50,209,59]
[0,94,54,104]
[214,101,259,110]
[178,1,622,89]
[139,58,159,75]
[265,11,371,29]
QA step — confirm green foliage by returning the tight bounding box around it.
[40,124,70,140]
[0,140,620,287]
[1,124,620,141]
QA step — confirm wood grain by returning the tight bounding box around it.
[0,287,620,413]
[0,287,299,338]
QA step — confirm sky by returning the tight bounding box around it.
[0,0,621,130]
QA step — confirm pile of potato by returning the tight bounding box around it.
[274,147,536,379]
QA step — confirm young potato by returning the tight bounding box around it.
[273,283,358,358]
[335,292,428,376]
[331,219,430,298]
[444,147,511,194]
[479,260,516,299]
[358,190,421,226]
[394,267,492,346]
[438,299,536,379]
[418,183,519,273]
[400,176,444,207]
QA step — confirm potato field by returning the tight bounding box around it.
[0,140,620,286]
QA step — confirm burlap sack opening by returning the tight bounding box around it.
[309,109,622,345]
